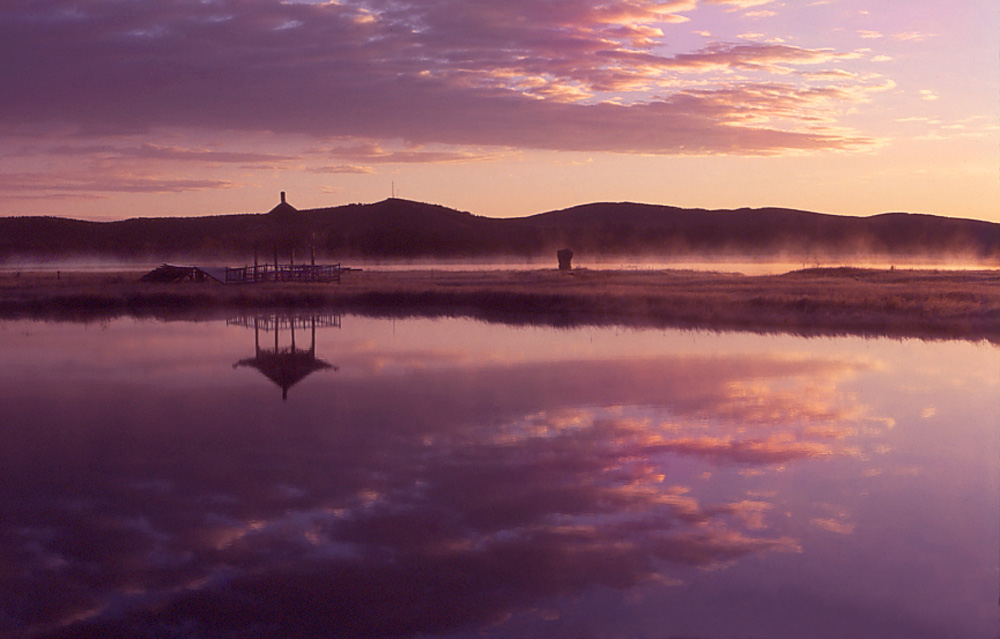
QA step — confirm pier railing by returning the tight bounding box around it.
[224,263,341,284]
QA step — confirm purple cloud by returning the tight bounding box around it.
[0,0,880,155]
[0,172,234,196]
[45,143,294,164]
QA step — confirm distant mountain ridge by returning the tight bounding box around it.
[1,197,998,264]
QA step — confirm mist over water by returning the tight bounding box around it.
[0,314,996,638]
[4,253,995,277]
[349,255,1000,275]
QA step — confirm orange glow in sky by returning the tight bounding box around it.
[0,0,997,222]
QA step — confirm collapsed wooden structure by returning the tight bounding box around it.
[140,264,228,283]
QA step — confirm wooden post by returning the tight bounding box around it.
[273,244,279,282]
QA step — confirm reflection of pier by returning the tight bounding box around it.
[230,314,340,400]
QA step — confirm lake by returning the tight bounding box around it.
[1,314,997,638]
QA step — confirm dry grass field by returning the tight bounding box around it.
[1,267,998,342]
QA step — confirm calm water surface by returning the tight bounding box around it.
[0,315,997,638]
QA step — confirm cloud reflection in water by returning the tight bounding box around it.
[0,318,936,638]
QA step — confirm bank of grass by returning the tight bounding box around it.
[0,267,998,342]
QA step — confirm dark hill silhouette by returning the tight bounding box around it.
[523,203,1000,257]
[1,197,997,264]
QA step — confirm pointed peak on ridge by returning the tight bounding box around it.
[267,191,298,216]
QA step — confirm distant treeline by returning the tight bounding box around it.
[2,198,998,263]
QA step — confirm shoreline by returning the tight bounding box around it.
[1,267,998,343]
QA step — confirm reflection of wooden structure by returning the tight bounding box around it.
[230,314,340,400]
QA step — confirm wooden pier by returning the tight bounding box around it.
[224,263,341,284]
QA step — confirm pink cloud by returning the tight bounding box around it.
[704,0,778,10]
[655,42,862,73]
[309,165,375,175]
[320,142,500,164]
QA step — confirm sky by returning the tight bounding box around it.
[1,0,997,222]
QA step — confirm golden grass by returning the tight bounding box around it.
[1,267,998,342]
